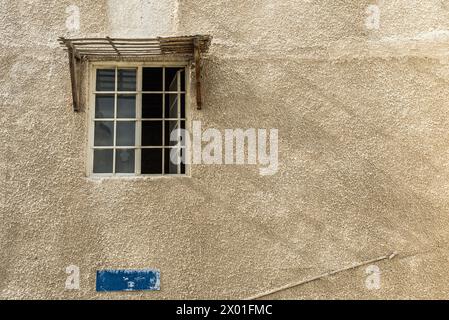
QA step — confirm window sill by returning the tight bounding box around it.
[85,175,190,182]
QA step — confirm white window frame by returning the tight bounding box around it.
[87,61,190,178]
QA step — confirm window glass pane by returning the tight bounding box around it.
[180,94,185,119]
[116,149,135,173]
[165,68,180,92]
[93,149,113,173]
[142,121,162,146]
[96,69,115,91]
[94,121,114,146]
[142,94,163,118]
[117,95,136,118]
[180,121,186,147]
[165,148,179,174]
[180,69,185,92]
[165,121,179,146]
[118,69,136,91]
[116,121,135,146]
[181,148,186,174]
[141,149,163,174]
[165,68,185,92]
[95,95,114,118]
[165,94,178,119]
[142,68,163,91]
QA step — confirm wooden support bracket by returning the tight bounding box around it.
[194,37,203,110]
[67,44,81,112]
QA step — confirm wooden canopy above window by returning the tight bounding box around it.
[58,35,212,112]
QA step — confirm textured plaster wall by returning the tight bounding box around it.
[1,0,449,299]
[107,0,177,37]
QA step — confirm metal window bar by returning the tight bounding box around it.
[93,66,188,176]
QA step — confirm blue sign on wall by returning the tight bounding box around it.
[96,269,160,292]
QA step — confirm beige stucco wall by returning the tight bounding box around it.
[1,0,449,299]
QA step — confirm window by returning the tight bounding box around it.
[90,64,187,177]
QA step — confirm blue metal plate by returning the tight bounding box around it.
[96,269,160,292]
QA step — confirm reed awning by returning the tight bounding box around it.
[58,35,212,112]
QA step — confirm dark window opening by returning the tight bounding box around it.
[92,66,187,176]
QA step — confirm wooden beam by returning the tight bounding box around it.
[106,36,121,56]
[194,38,202,110]
[68,45,80,112]
[59,36,212,112]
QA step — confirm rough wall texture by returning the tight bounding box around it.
[1,0,449,299]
